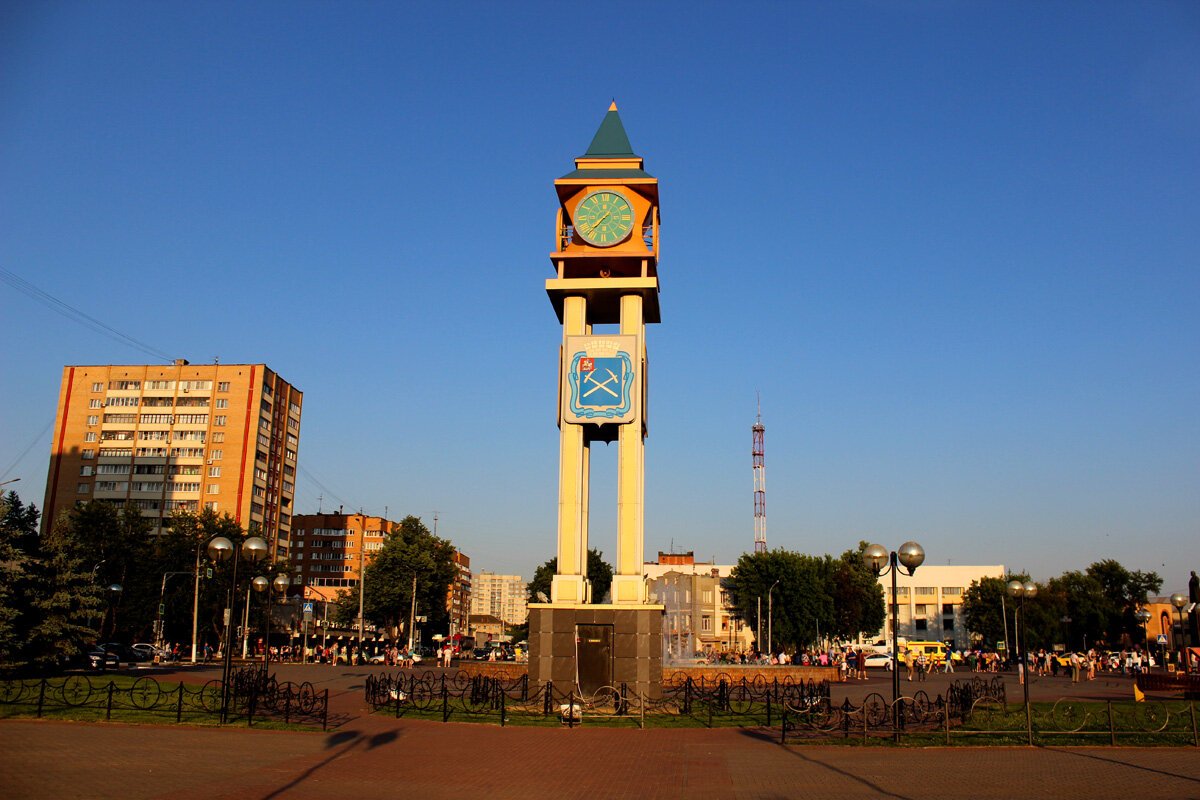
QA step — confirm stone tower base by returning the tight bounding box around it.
[527,604,664,700]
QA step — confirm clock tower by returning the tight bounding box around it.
[528,103,665,699]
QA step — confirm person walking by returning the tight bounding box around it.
[944,650,954,673]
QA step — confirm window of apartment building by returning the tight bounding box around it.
[108,380,141,390]
[256,450,268,463]
[211,432,224,443]
[87,415,99,426]
[101,447,131,457]
[176,414,208,425]
[207,484,219,494]
[140,414,171,424]
[89,399,103,409]
[942,603,955,616]
[81,449,94,459]
[215,398,228,409]
[186,380,212,391]
[208,466,221,478]
[145,380,174,390]
[95,481,127,492]
[79,465,93,476]
[285,449,296,461]
[210,449,222,460]
[106,397,140,407]
[915,587,936,596]
[257,434,270,448]
[204,501,218,511]
[97,464,129,475]
[139,431,169,441]
[214,416,226,426]
[133,465,164,475]
[287,418,299,431]
[85,432,97,442]
[942,587,963,596]
[255,467,268,481]
[104,413,136,424]
[77,483,89,494]
[701,616,712,632]
[915,619,928,631]
[91,382,103,392]
[217,382,230,392]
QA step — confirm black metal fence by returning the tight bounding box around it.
[364,669,830,728]
[0,666,328,729]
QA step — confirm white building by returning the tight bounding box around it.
[870,564,1006,650]
[470,571,528,627]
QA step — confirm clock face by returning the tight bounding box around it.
[573,190,634,247]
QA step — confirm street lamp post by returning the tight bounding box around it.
[1132,609,1152,666]
[105,583,123,640]
[1171,593,1188,671]
[252,573,291,667]
[862,541,925,742]
[1007,579,1037,745]
[767,579,780,657]
[207,535,268,723]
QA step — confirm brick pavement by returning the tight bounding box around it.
[4,664,1197,799]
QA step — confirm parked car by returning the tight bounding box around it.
[100,642,148,665]
[863,652,894,670]
[131,643,169,662]
[472,648,491,660]
[70,647,119,671]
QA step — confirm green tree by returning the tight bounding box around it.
[725,549,831,652]
[164,509,254,651]
[827,545,886,642]
[961,576,1014,651]
[526,549,613,604]
[335,515,456,644]
[0,491,41,664]
[24,516,104,667]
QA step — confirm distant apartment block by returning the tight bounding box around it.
[290,512,392,597]
[449,551,472,636]
[470,571,528,627]
[44,361,301,559]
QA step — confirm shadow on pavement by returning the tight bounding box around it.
[738,729,916,800]
[1044,747,1200,783]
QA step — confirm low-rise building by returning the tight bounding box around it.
[869,564,1006,650]
[644,552,753,655]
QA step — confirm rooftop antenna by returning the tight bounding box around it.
[317,493,323,514]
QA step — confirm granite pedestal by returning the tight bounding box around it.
[527,604,664,700]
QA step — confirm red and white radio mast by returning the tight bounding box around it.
[752,396,766,553]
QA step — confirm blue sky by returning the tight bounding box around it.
[2,2,1197,587]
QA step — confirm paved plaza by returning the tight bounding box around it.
[3,664,1199,799]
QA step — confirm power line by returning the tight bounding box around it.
[1,266,176,363]
[0,416,54,482]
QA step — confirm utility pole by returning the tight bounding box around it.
[190,543,202,664]
[357,527,366,654]
[407,573,418,650]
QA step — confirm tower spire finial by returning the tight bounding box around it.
[609,99,618,112]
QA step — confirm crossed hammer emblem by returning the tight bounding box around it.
[581,365,620,400]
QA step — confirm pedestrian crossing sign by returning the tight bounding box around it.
[1157,633,1168,645]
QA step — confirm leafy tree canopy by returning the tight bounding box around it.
[526,549,613,604]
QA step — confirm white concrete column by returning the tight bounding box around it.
[552,294,589,604]
[613,293,646,604]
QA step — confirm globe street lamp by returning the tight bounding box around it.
[1135,608,1152,667]
[1171,592,1188,671]
[1007,579,1037,745]
[207,535,269,723]
[105,583,123,640]
[862,540,925,741]
[252,573,291,667]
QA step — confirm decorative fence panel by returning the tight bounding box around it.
[0,667,328,729]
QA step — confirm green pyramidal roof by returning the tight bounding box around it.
[584,102,637,157]
[560,102,654,180]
